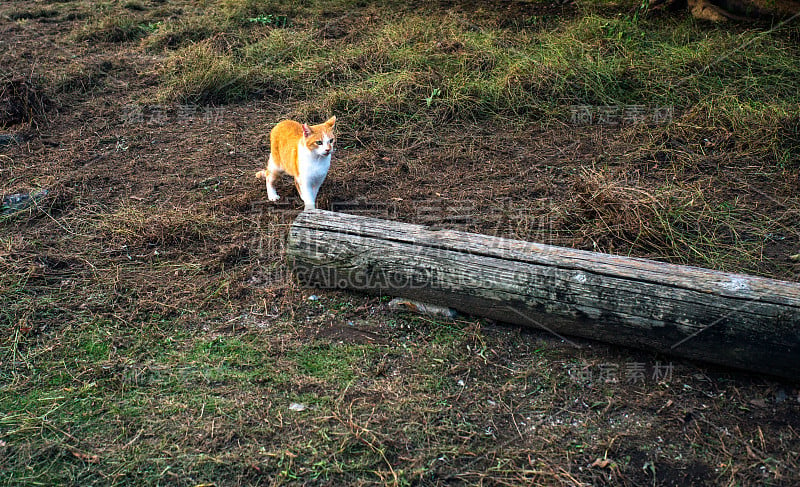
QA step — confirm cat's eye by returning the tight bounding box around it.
[316,141,323,145]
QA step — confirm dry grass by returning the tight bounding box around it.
[73,16,154,43]
[0,75,50,129]
[569,165,791,267]
[1,0,799,485]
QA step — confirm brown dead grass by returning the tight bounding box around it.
[0,75,50,129]
[1,1,799,486]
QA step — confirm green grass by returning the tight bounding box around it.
[74,16,153,43]
[152,7,799,172]
[291,342,366,381]
[8,8,59,21]
[157,12,799,111]
[0,308,403,484]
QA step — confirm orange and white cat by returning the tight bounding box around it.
[256,116,336,210]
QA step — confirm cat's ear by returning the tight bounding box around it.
[325,116,336,128]
[302,124,312,137]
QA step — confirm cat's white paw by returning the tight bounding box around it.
[268,194,280,202]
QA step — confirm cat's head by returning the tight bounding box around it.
[302,116,336,157]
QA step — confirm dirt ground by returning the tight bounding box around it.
[1,1,799,485]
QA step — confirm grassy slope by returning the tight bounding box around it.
[1,0,799,485]
[157,1,800,270]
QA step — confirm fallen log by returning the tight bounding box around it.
[287,209,800,381]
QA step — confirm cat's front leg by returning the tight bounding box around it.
[299,189,316,210]
[297,180,318,210]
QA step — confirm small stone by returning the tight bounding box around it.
[289,403,307,412]
[2,189,48,215]
[308,295,319,301]
[0,134,23,147]
[387,298,456,319]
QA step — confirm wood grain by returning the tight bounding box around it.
[288,210,800,380]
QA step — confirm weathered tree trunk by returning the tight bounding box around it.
[653,0,800,21]
[287,210,800,381]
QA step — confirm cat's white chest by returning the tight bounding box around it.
[295,141,332,210]
[297,144,331,186]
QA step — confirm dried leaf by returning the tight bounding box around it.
[72,451,100,463]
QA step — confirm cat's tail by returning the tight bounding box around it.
[255,170,267,180]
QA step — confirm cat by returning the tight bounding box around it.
[256,116,336,210]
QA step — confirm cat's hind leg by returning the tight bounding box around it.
[265,155,281,202]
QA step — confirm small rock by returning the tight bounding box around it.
[457,379,465,387]
[2,189,48,215]
[388,298,457,319]
[289,402,307,412]
[307,295,319,301]
[0,134,23,147]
